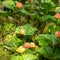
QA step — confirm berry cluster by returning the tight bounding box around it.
[24,42,35,48]
[16,42,35,53]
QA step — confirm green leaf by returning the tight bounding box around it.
[5,35,23,48]
[2,23,15,34]
[19,9,30,15]
[0,10,8,16]
[15,24,37,35]
[51,47,60,59]
[40,15,50,23]
[38,46,60,59]
[48,24,60,34]
[11,37,23,47]
[11,54,38,60]
[38,46,53,58]
[35,34,57,47]
[41,0,55,6]
[55,7,60,12]
[3,1,15,10]
[40,15,54,23]
[41,0,52,3]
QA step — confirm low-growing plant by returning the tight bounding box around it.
[0,0,60,60]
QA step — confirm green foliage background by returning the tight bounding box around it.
[0,0,60,60]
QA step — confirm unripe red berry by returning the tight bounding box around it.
[24,43,30,48]
[55,13,60,19]
[29,42,35,48]
[55,31,60,37]
[16,2,23,8]
[20,29,26,35]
